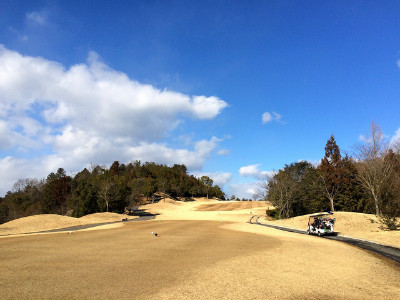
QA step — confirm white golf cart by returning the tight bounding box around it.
[307,212,336,236]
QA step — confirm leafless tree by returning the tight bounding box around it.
[12,178,41,193]
[354,122,396,216]
[253,180,269,201]
[98,178,118,212]
[267,171,298,219]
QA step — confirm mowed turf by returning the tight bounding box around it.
[1,220,400,299]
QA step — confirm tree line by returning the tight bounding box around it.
[0,161,225,224]
[262,122,400,229]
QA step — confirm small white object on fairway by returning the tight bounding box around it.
[151,231,154,235]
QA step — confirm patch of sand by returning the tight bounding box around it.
[259,211,400,248]
[0,212,137,236]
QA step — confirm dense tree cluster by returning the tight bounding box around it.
[0,161,225,224]
[264,123,400,229]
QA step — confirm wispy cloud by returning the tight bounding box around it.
[262,111,282,124]
[217,148,230,156]
[8,27,28,41]
[26,11,47,25]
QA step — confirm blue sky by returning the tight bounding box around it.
[1,1,400,198]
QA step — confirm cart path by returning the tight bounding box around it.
[249,216,400,264]
[0,214,155,237]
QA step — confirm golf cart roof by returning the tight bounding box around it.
[309,212,334,218]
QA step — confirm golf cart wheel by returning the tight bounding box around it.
[306,230,310,235]
[318,232,322,237]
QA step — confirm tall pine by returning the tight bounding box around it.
[318,135,344,212]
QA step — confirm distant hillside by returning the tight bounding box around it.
[0,161,225,223]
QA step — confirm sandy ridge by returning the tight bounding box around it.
[0,212,138,236]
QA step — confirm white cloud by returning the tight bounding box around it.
[26,11,47,25]
[191,96,228,119]
[0,120,13,149]
[0,156,55,197]
[0,46,227,142]
[239,164,274,180]
[217,148,230,156]
[0,46,228,195]
[194,137,222,157]
[390,128,400,149]
[228,182,260,199]
[262,111,282,124]
[126,140,220,170]
[262,112,272,123]
[191,171,232,187]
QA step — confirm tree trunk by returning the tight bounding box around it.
[373,195,380,216]
[371,189,380,216]
[375,202,380,216]
[328,196,335,212]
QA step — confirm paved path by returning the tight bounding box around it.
[249,216,400,264]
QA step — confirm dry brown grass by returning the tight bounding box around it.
[1,200,400,299]
[0,220,399,299]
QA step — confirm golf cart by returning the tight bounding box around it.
[307,212,336,236]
